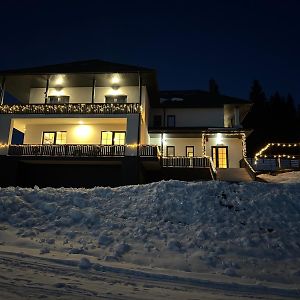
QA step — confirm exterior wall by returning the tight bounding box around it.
[150,107,224,127]
[24,123,126,145]
[0,115,14,144]
[150,135,202,157]
[205,136,243,168]
[140,86,150,144]
[29,86,142,104]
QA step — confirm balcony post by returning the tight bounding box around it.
[44,76,49,104]
[137,72,142,155]
[0,77,5,105]
[91,76,96,103]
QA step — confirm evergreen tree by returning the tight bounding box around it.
[209,79,219,95]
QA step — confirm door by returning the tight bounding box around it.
[212,146,228,168]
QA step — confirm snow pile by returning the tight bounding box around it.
[0,180,300,278]
[258,171,300,183]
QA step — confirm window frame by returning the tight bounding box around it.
[211,146,229,168]
[186,146,195,157]
[42,131,67,145]
[105,95,127,104]
[101,131,126,145]
[166,146,175,157]
[167,115,176,127]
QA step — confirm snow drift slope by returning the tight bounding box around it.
[0,180,300,283]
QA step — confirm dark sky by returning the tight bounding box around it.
[0,0,299,103]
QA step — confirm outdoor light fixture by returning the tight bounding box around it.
[75,125,91,139]
[111,74,120,85]
[54,75,64,86]
[216,133,223,145]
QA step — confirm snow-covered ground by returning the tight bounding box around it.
[257,171,300,183]
[0,179,300,299]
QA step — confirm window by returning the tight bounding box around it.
[101,131,113,145]
[167,115,176,127]
[42,131,66,145]
[153,115,162,127]
[166,146,175,157]
[101,131,126,145]
[105,95,127,103]
[186,146,194,157]
[114,132,126,145]
[47,96,69,104]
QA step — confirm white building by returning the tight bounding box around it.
[0,60,254,187]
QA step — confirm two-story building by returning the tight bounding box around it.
[0,60,254,187]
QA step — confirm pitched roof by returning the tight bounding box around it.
[158,90,251,108]
[0,59,154,75]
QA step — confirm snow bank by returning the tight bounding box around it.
[258,171,300,183]
[0,180,300,278]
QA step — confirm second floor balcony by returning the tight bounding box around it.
[0,103,141,115]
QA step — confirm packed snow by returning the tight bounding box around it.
[0,179,300,299]
[257,171,300,183]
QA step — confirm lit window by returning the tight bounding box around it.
[186,146,194,157]
[42,131,66,145]
[114,132,126,145]
[43,132,55,144]
[101,131,113,145]
[56,132,67,144]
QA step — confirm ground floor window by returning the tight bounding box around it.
[186,146,194,157]
[42,131,67,144]
[166,146,175,157]
[101,131,126,145]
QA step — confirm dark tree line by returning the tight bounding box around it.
[242,80,300,156]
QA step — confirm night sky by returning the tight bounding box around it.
[0,0,299,103]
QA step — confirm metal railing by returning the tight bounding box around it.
[0,103,141,114]
[8,144,126,157]
[162,156,211,168]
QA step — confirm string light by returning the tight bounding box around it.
[0,103,141,115]
[255,142,300,161]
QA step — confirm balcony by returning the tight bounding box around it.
[8,144,126,157]
[0,103,141,115]
[7,144,161,158]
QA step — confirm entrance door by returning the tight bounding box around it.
[212,146,228,168]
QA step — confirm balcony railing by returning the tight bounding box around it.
[162,156,211,168]
[0,103,141,114]
[139,145,160,157]
[8,144,126,157]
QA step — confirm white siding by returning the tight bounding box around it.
[206,136,243,168]
[150,108,224,127]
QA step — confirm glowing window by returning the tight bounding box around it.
[101,132,113,145]
[42,132,55,144]
[42,131,66,145]
[186,146,194,157]
[56,132,67,144]
[114,132,126,145]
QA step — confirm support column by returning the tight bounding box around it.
[44,76,49,104]
[0,77,6,105]
[125,115,139,156]
[137,72,142,155]
[91,76,96,103]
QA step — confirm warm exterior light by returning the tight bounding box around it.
[78,120,84,124]
[216,133,223,145]
[111,74,120,84]
[75,125,91,138]
[110,88,120,96]
[54,75,64,86]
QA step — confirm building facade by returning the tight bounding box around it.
[0,60,254,187]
